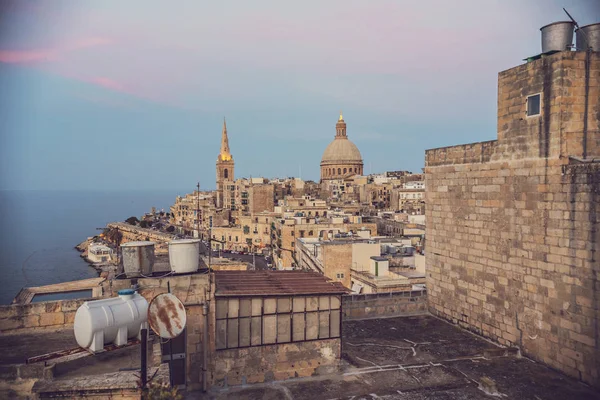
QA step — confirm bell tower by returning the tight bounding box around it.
[216,118,235,209]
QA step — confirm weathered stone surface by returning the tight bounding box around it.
[425,51,600,388]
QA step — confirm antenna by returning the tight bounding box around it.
[563,8,579,29]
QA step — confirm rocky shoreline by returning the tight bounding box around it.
[74,237,117,275]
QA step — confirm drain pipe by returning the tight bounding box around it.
[583,46,591,159]
[202,300,209,392]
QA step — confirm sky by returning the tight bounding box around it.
[0,0,598,191]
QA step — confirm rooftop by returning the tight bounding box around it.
[214,270,349,297]
[206,315,600,400]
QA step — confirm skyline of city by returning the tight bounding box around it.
[1,0,599,191]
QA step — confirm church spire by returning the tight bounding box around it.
[219,117,232,161]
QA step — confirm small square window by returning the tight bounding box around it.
[527,94,541,117]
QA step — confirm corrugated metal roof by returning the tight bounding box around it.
[214,270,350,297]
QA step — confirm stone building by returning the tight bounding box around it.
[272,215,377,269]
[320,112,364,182]
[425,50,600,387]
[216,118,235,209]
[170,191,215,235]
[248,183,274,214]
[213,271,347,386]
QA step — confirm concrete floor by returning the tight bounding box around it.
[203,315,600,400]
[0,328,76,365]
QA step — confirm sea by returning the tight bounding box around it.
[0,190,181,305]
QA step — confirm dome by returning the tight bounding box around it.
[321,137,363,164]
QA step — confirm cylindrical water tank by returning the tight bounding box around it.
[74,289,148,352]
[576,23,600,51]
[121,241,155,277]
[169,239,200,274]
[541,21,574,53]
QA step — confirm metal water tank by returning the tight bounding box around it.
[169,239,200,273]
[73,289,148,352]
[576,23,600,51]
[121,241,155,277]
[541,21,575,52]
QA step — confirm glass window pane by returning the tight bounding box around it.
[251,298,262,316]
[527,94,540,116]
[319,296,330,310]
[306,297,319,311]
[292,313,305,342]
[228,298,239,318]
[263,315,277,344]
[293,297,305,312]
[251,317,262,346]
[216,300,228,319]
[305,312,319,340]
[330,309,341,338]
[240,299,251,317]
[264,298,276,314]
[277,314,291,343]
[319,311,330,339]
[330,296,341,310]
[277,298,291,313]
[239,318,250,347]
[216,320,227,349]
[227,318,239,348]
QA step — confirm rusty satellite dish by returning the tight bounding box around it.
[147,293,187,339]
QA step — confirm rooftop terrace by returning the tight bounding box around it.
[206,315,600,400]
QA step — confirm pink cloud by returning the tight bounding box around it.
[88,76,128,92]
[0,37,110,64]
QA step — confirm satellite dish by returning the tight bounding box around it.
[147,293,187,339]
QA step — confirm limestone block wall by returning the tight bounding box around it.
[425,51,600,387]
[342,290,428,320]
[212,338,341,387]
[0,298,88,333]
[322,243,352,288]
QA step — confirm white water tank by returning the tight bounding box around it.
[74,289,148,353]
[121,241,155,277]
[169,239,200,273]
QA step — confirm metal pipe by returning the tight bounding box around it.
[141,328,148,390]
[202,301,209,392]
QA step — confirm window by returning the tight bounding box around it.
[291,242,295,247]
[336,273,344,279]
[526,94,541,117]
[338,168,341,175]
[215,295,342,350]
[224,169,229,179]
[343,168,347,174]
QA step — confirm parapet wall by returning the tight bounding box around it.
[0,298,88,333]
[342,290,428,320]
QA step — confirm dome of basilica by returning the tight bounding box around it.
[320,113,364,181]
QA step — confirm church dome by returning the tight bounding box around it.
[320,138,362,164]
[320,112,364,182]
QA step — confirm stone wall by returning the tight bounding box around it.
[212,338,341,387]
[109,273,212,391]
[322,242,352,288]
[249,184,275,214]
[425,51,600,387]
[0,298,87,333]
[342,290,428,320]
[107,222,175,254]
